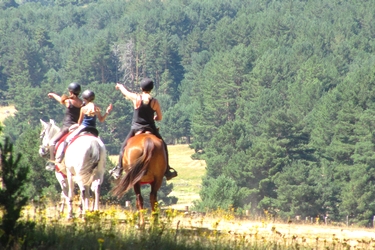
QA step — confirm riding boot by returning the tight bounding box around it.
[165,165,178,181]
[46,145,56,171]
[109,139,128,179]
[162,143,177,180]
[56,141,67,163]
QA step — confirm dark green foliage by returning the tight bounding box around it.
[13,127,58,200]
[0,0,18,10]
[0,138,34,248]
[194,174,251,211]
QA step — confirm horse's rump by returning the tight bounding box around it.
[112,133,167,198]
[64,135,106,187]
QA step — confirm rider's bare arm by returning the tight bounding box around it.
[152,99,162,121]
[48,93,64,104]
[77,107,85,125]
[116,83,137,101]
[47,93,71,107]
[97,104,113,122]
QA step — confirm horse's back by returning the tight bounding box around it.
[126,133,164,153]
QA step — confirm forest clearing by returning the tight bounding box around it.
[2,105,375,249]
[2,121,374,249]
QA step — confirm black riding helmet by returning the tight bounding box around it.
[140,78,154,92]
[82,89,95,102]
[68,82,81,95]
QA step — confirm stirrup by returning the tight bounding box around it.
[109,165,122,179]
[45,162,55,171]
[165,167,178,181]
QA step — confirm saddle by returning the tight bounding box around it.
[135,130,152,136]
[55,126,99,163]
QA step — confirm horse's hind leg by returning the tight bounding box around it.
[80,185,90,216]
[150,178,163,212]
[134,183,145,226]
[134,183,143,211]
[91,179,101,211]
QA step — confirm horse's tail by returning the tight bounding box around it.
[112,137,154,198]
[79,137,106,187]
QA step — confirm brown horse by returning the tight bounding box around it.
[111,132,167,226]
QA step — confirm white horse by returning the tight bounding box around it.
[39,119,107,218]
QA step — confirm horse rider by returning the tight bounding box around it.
[110,78,178,180]
[58,89,112,159]
[68,89,112,136]
[46,82,83,171]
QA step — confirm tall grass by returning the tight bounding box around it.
[6,204,375,250]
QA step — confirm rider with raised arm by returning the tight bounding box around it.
[46,82,83,171]
[110,78,177,180]
[72,89,112,134]
[57,90,113,161]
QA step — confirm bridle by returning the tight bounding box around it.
[39,122,53,157]
[39,126,47,140]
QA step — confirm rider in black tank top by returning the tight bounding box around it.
[131,98,158,133]
[111,78,178,181]
[62,101,81,128]
[46,82,83,171]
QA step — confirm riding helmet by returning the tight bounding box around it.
[82,89,95,102]
[140,78,154,92]
[68,82,81,95]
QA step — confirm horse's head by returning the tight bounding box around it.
[39,119,60,157]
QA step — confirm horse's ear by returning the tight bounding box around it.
[40,119,47,127]
[49,119,55,125]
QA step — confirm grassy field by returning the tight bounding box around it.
[0,105,16,123]
[110,144,206,210]
[167,144,206,209]
[16,204,375,249]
